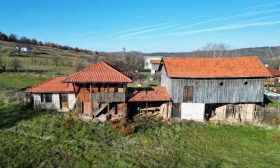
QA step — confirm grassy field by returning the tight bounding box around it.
[1,102,280,167]
[0,73,48,90]
[0,41,96,76]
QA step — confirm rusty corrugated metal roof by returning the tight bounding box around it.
[266,67,280,77]
[162,56,271,78]
[62,61,132,83]
[128,87,170,102]
[25,77,74,93]
[150,59,161,64]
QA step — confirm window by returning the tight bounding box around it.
[219,82,224,86]
[244,81,248,85]
[183,86,193,102]
[41,94,52,103]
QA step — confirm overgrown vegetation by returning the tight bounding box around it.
[0,102,280,167]
[0,73,47,90]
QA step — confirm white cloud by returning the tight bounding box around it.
[173,20,280,36]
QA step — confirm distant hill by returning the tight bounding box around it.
[144,46,280,68]
[0,41,144,77]
[146,46,280,58]
[1,39,280,76]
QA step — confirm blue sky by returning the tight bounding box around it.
[1,0,280,53]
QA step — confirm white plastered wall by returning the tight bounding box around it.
[181,103,205,121]
[68,94,76,110]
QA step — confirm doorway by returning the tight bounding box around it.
[60,94,68,109]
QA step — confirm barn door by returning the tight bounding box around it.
[183,86,193,102]
[60,94,68,109]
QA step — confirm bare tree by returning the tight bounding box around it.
[73,56,86,72]
[0,56,5,73]
[10,58,22,72]
[194,42,240,57]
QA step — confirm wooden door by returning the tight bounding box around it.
[183,86,193,102]
[61,94,68,109]
[172,103,181,118]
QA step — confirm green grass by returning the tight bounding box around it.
[267,98,280,108]
[138,71,151,76]
[0,41,95,76]
[0,73,48,90]
[1,103,280,167]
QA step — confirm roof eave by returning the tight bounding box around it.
[169,76,272,79]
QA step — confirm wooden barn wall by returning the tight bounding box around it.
[160,65,266,104]
[160,65,172,96]
[170,78,265,103]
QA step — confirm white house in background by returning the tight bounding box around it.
[25,77,75,111]
[15,47,32,52]
[144,56,162,74]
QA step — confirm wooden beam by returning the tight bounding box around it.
[123,84,126,117]
[90,84,93,118]
[146,101,148,114]
[166,102,169,119]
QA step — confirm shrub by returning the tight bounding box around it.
[61,119,76,129]
[271,117,280,125]
[111,118,135,136]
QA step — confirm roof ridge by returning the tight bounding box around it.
[62,62,104,82]
[25,77,66,92]
[104,62,132,81]
[62,61,132,83]
[163,56,259,59]
[162,56,271,78]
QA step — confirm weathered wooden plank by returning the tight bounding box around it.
[161,65,265,104]
[92,92,125,102]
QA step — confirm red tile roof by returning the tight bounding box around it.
[161,56,271,78]
[26,77,74,93]
[150,59,161,64]
[62,61,132,83]
[128,87,170,102]
[266,67,280,77]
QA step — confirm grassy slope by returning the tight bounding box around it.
[0,73,47,90]
[0,41,95,76]
[0,103,280,167]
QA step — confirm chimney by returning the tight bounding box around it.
[265,64,268,67]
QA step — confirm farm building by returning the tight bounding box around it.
[15,47,32,52]
[128,87,171,119]
[265,66,280,91]
[144,56,162,74]
[62,61,132,120]
[25,77,75,111]
[159,56,271,122]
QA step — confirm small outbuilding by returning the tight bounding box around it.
[128,87,171,119]
[25,77,75,111]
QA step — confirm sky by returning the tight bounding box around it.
[0,0,280,53]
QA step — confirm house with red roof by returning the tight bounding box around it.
[26,77,75,111]
[266,67,280,91]
[159,56,271,121]
[144,56,162,74]
[62,61,133,118]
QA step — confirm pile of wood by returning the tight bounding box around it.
[209,104,264,123]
